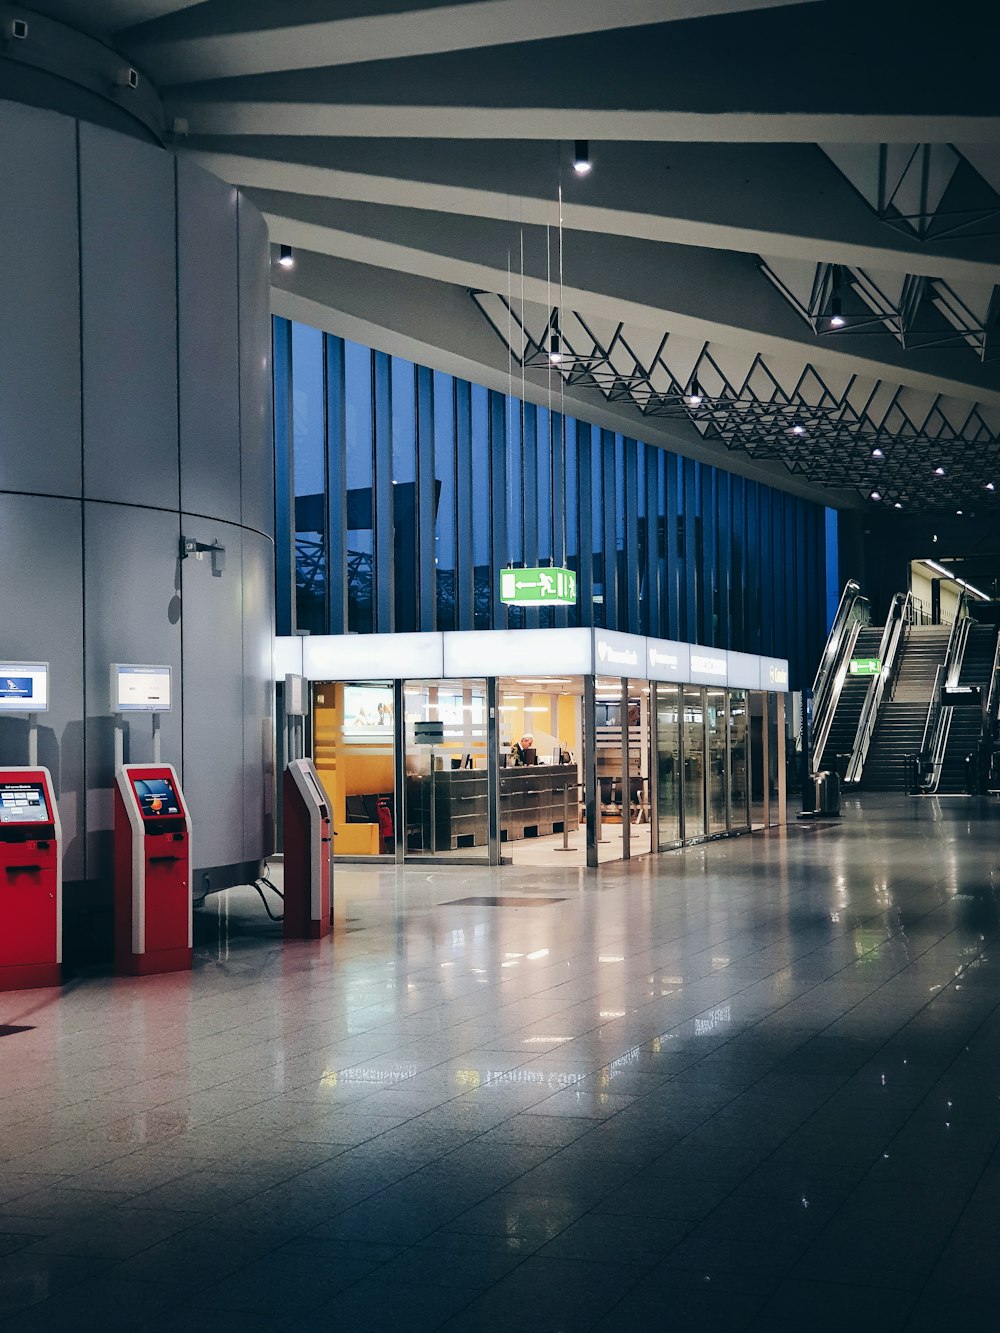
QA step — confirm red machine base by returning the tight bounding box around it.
[117,947,193,977]
[0,962,61,992]
[285,918,331,941]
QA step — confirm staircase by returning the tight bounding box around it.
[937,624,998,794]
[818,626,883,770]
[862,625,951,791]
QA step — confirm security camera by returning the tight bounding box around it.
[116,65,139,90]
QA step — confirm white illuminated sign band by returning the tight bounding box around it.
[691,655,726,677]
[649,648,679,669]
[596,641,638,667]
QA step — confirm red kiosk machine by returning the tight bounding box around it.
[282,758,333,939]
[114,764,192,974]
[0,767,61,990]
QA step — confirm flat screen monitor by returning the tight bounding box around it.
[0,663,49,714]
[0,781,49,825]
[342,683,394,740]
[113,664,172,713]
[131,776,182,819]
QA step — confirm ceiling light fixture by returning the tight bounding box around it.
[870,490,882,501]
[872,448,884,460]
[894,502,903,509]
[790,424,806,437]
[987,482,995,492]
[573,140,591,175]
[548,330,563,364]
[923,558,988,599]
[829,295,845,328]
[934,466,945,477]
[277,244,294,269]
[684,378,703,408]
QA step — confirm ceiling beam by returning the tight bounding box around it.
[186,138,1000,284]
[125,0,819,85]
[247,189,1000,405]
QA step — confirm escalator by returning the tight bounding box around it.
[815,626,883,773]
[862,623,951,791]
[932,622,999,795]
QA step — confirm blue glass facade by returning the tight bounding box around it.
[274,317,830,687]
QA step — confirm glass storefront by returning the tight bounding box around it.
[292,635,789,867]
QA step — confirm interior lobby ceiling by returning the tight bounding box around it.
[26,0,1000,513]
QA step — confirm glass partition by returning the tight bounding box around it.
[313,681,396,857]
[707,689,728,835]
[498,676,584,865]
[729,689,750,831]
[767,691,782,826]
[403,679,488,857]
[682,685,706,839]
[595,677,626,861]
[748,691,767,828]
[654,683,682,848]
[627,679,652,857]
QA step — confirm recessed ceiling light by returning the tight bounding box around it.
[790,425,806,437]
[872,448,884,459]
[956,509,963,515]
[987,482,995,491]
[894,502,902,509]
[934,466,945,477]
[870,490,882,501]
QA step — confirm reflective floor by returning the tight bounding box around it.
[3,795,1000,1330]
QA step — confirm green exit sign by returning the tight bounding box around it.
[849,657,881,676]
[500,566,577,606]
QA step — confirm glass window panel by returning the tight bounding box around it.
[313,681,396,858]
[729,689,750,830]
[403,679,488,859]
[683,685,706,839]
[345,339,374,634]
[707,688,728,835]
[291,322,326,634]
[433,370,456,632]
[471,385,490,627]
[655,683,681,846]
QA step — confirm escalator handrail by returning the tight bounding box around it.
[811,581,870,766]
[844,592,910,785]
[919,593,971,792]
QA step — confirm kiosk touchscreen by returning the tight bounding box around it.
[114,763,192,975]
[0,767,61,990]
[282,759,333,940]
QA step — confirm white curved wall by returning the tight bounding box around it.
[0,98,275,934]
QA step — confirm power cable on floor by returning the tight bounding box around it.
[251,880,283,922]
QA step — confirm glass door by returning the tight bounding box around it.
[729,689,750,831]
[403,679,488,858]
[654,683,682,848]
[595,677,626,862]
[682,685,706,840]
[628,679,652,857]
[706,689,728,836]
[313,681,395,857]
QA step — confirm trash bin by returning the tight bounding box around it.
[813,770,841,816]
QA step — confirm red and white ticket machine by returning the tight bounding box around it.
[282,759,333,940]
[114,764,192,975]
[0,767,61,990]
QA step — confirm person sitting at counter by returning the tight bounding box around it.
[510,733,537,766]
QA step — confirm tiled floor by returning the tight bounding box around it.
[3,794,1000,1330]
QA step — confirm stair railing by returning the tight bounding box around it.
[811,580,871,769]
[844,592,911,786]
[982,628,1000,791]
[918,593,971,792]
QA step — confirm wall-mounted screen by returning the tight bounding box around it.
[342,684,394,739]
[0,662,49,713]
[131,776,181,819]
[112,664,172,712]
[0,782,49,825]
